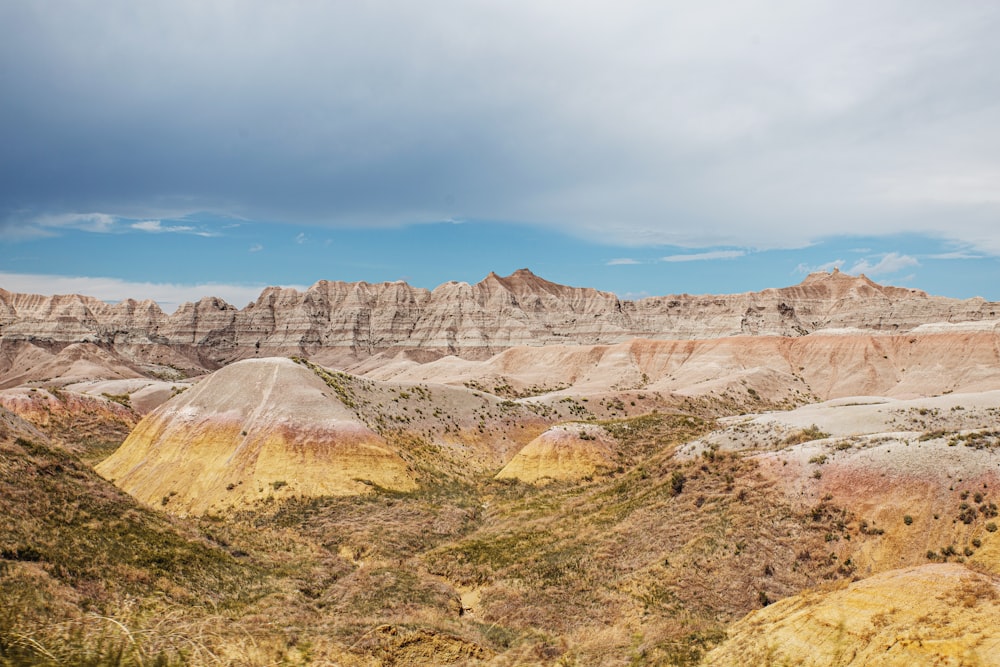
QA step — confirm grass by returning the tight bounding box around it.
[783,425,830,446]
[6,376,983,665]
[0,430,271,665]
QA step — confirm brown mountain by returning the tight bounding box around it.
[1,269,996,385]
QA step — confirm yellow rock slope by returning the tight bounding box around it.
[97,357,416,515]
[704,563,1000,666]
[495,423,614,484]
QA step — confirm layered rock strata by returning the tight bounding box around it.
[96,357,417,515]
[2,269,997,376]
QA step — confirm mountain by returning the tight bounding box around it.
[1,269,996,385]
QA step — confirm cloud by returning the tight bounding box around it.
[130,220,217,236]
[249,243,264,253]
[661,250,746,263]
[34,213,116,233]
[847,252,919,276]
[2,2,1000,254]
[795,259,845,274]
[928,250,985,260]
[606,258,640,266]
[131,220,191,233]
[294,233,308,244]
[0,271,306,314]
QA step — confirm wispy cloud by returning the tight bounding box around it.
[294,232,308,244]
[35,212,116,233]
[847,252,919,276]
[796,253,918,278]
[249,243,264,253]
[606,258,640,266]
[795,259,845,274]
[661,250,745,263]
[0,271,306,314]
[928,250,984,260]
[130,220,217,236]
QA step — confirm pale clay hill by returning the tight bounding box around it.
[96,357,418,515]
[2,269,998,383]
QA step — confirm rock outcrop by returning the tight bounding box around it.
[96,357,417,515]
[2,269,997,381]
[704,564,1000,666]
[361,329,1000,402]
[495,423,615,484]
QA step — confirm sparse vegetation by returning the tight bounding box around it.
[0,433,268,665]
[784,425,830,445]
[100,392,133,409]
[8,338,1000,664]
[292,356,361,409]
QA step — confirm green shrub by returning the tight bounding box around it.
[670,471,686,496]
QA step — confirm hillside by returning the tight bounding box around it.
[6,271,1000,664]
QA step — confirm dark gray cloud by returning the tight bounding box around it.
[2,1,999,250]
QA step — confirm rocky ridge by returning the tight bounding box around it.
[1,269,996,380]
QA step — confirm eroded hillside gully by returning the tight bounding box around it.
[2,269,1000,665]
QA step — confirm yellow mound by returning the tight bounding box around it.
[704,564,1000,666]
[495,423,614,484]
[97,358,416,514]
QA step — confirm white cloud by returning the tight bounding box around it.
[0,271,306,314]
[249,243,264,253]
[294,233,308,244]
[606,258,640,266]
[661,250,745,263]
[35,213,116,233]
[847,252,919,276]
[795,259,845,274]
[132,220,190,233]
[130,220,217,236]
[928,250,984,260]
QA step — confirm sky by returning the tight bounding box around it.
[1,1,999,311]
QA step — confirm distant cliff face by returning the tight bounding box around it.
[0,268,996,376]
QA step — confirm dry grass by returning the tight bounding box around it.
[0,418,277,666]
[6,386,985,665]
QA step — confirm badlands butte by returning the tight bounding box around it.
[3,269,1000,666]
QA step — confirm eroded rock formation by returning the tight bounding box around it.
[95,357,417,514]
[2,269,997,380]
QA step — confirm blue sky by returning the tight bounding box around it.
[2,2,999,310]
